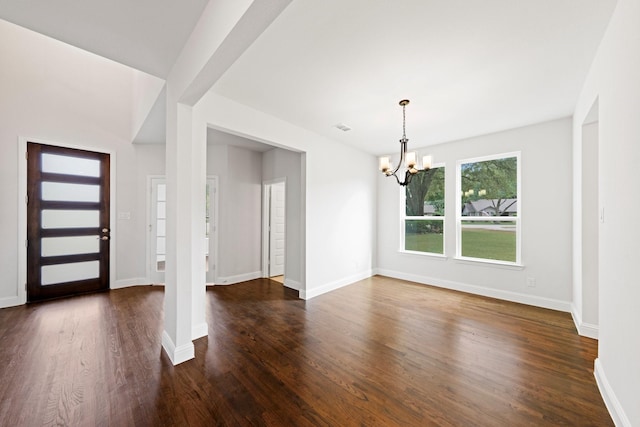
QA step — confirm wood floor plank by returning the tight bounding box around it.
[0,276,612,426]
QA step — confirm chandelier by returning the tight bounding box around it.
[379,99,432,186]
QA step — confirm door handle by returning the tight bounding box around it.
[97,236,109,240]
[102,228,109,233]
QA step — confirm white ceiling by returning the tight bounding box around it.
[212,0,617,155]
[0,0,617,154]
[0,0,208,78]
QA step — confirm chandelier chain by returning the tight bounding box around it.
[402,103,407,140]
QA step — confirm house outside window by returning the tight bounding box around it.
[456,153,521,264]
[401,166,445,255]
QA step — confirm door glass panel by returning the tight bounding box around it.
[156,236,166,254]
[41,260,100,285]
[157,201,166,219]
[41,182,100,202]
[42,210,100,228]
[156,219,166,236]
[41,153,100,177]
[157,183,166,201]
[41,236,100,257]
[156,236,166,272]
[156,257,166,272]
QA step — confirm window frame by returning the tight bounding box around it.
[455,152,522,266]
[399,163,446,257]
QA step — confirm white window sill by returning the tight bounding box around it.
[399,250,448,260]
[454,256,524,270]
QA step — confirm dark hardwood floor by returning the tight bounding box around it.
[0,276,612,426]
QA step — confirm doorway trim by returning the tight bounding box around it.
[17,137,117,306]
[262,178,286,278]
[145,175,219,285]
[574,97,600,339]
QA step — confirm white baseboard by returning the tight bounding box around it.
[192,322,208,340]
[375,268,572,313]
[215,271,262,285]
[0,295,21,309]
[161,330,195,366]
[283,278,302,291]
[300,269,373,300]
[570,304,599,339]
[579,321,599,339]
[112,277,151,289]
[594,358,631,427]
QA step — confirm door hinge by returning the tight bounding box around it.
[25,194,29,204]
[25,152,28,160]
[25,239,28,248]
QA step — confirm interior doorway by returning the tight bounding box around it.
[581,99,600,334]
[262,180,286,279]
[148,176,218,284]
[26,142,111,302]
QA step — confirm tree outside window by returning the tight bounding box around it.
[402,166,445,255]
[457,153,520,264]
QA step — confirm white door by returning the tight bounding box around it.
[205,177,218,284]
[148,177,217,284]
[149,178,166,284]
[269,182,286,277]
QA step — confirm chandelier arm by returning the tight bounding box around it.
[387,137,407,179]
[404,169,413,186]
[391,172,403,186]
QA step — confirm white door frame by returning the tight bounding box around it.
[262,178,286,278]
[17,137,116,306]
[146,175,218,285]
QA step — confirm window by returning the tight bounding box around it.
[401,166,445,255]
[457,153,520,264]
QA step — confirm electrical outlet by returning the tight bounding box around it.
[526,277,536,288]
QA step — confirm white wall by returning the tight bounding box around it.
[206,144,263,283]
[262,147,304,289]
[377,118,573,310]
[573,0,640,424]
[0,19,158,306]
[195,93,376,298]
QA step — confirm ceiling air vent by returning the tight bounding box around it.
[334,123,352,132]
